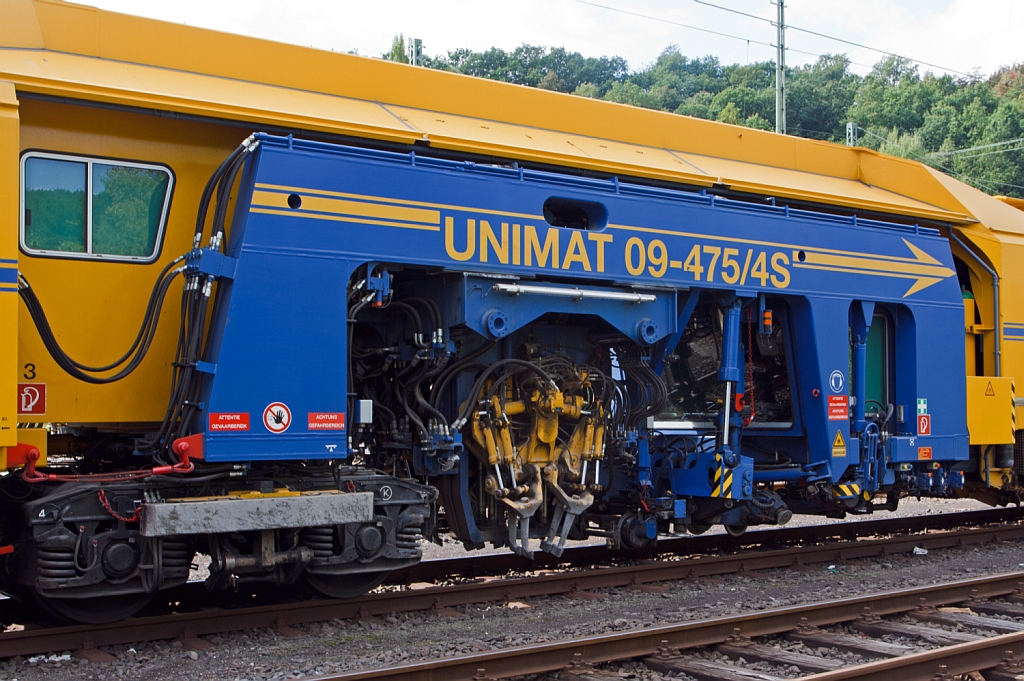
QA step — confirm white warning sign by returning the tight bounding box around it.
[263,402,292,433]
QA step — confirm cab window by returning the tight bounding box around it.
[21,152,173,262]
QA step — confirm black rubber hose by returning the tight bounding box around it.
[388,301,424,338]
[20,267,182,384]
[194,141,248,240]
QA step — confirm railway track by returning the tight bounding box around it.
[319,571,1024,681]
[1,507,1021,662]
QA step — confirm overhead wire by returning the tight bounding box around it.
[573,0,845,63]
[854,124,1022,194]
[688,0,974,77]
[928,137,1024,157]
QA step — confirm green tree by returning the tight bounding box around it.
[402,35,1024,197]
[384,34,409,63]
[787,54,859,141]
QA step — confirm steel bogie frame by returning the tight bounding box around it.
[186,134,968,553]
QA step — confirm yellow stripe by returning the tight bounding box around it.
[252,190,440,226]
[255,182,544,221]
[796,251,952,278]
[792,262,934,282]
[250,207,442,232]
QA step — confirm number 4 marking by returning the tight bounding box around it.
[684,244,703,281]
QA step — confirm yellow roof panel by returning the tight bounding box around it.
[0,49,421,144]
[0,0,1005,228]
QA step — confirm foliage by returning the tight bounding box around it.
[91,166,168,257]
[407,40,1024,197]
[24,189,86,252]
[24,166,167,257]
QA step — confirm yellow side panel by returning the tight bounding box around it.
[966,376,1015,445]
[0,0,44,48]
[0,82,19,448]
[17,98,241,425]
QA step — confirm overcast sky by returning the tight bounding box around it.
[83,0,1022,78]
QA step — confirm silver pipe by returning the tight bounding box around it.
[722,381,733,450]
[493,283,656,303]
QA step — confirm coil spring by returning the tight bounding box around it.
[161,539,190,570]
[396,528,422,550]
[300,526,335,559]
[37,547,76,579]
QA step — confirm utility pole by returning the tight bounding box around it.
[774,1,786,134]
[408,38,423,66]
[846,122,858,147]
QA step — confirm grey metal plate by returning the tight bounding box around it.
[140,491,374,537]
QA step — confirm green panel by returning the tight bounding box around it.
[23,157,87,253]
[864,314,888,413]
[91,164,169,257]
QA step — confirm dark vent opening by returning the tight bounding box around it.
[543,198,607,230]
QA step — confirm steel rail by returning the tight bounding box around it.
[315,572,1024,681]
[5,506,1012,625]
[799,632,1024,680]
[0,521,1021,660]
[398,506,1024,582]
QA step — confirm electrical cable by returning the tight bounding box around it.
[575,0,875,69]
[688,0,973,77]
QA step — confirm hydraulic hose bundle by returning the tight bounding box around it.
[139,135,256,461]
[18,259,183,384]
[19,135,258,467]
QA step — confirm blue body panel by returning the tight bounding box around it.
[193,135,968,501]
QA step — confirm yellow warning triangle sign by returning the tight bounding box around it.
[986,381,996,396]
[833,430,845,448]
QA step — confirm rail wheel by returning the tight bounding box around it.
[301,571,388,599]
[725,524,748,537]
[33,590,154,624]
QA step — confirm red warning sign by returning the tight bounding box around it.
[17,384,46,415]
[918,447,933,460]
[209,412,250,431]
[917,413,931,436]
[263,402,292,433]
[827,395,849,421]
[308,412,346,430]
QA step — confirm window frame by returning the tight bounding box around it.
[20,150,174,264]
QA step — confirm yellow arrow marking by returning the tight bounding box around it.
[792,238,954,297]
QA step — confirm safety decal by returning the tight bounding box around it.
[985,381,996,396]
[829,370,845,394]
[308,412,346,430]
[917,398,928,414]
[17,383,45,415]
[831,430,847,458]
[209,412,251,431]
[827,395,849,421]
[711,453,733,499]
[834,483,860,497]
[917,413,931,436]
[263,402,292,433]
[918,446,933,460]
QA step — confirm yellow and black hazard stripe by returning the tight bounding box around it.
[711,453,733,499]
[833,483,861,498]
[1011,381,1017,442]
